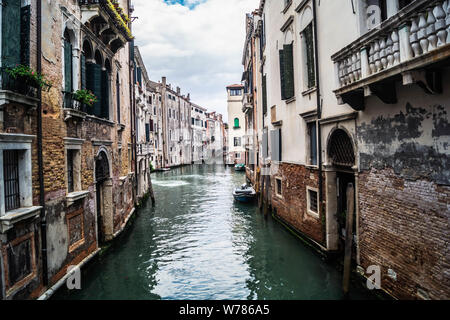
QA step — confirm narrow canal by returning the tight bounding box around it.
[54,165,374,300]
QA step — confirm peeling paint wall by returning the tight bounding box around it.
[357,75,450,186]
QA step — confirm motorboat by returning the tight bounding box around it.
[233,184,256,203]
[234,164,245,171]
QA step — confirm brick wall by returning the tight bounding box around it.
[358,167,450,299]
[270,163,325,246]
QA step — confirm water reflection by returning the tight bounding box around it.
[53,165,373,300]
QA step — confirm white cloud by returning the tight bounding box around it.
[132,0,259,122]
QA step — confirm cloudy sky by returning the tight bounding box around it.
[132,0,259,122]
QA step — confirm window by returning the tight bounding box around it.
[234,118,240,128]
[145,123,150,142]
[234,137,241,147]
[64,30,73,93]
[307,187,319,217]
[1,134,36,218]
[65,140,83,197]
[3,150,20,212]
[1,2,30,69]
[262,75,267,115]
[308,122,318,166]
[235,153,240,159]
[67,149,75,193]
[279,43,295,100]
[230,89,242,96]
[276,178,282,197]
[116,74,121,124]
[302,23,316,89]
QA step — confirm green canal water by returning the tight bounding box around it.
[53,165,375,300]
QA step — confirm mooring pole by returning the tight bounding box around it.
[342,183,355,296]
[259,168,265,210]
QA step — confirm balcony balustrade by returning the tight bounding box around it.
[63,91,87,121]
[332,0,450,110]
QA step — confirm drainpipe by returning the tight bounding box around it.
[129,0,138,200]
[312,0,323,226]
[37,0,48,286]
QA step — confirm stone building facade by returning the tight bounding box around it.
[134,46,154,199]
[205,111,224,165]
[226,84,246,165]
[246,0,450,299]
[0,0,137,300]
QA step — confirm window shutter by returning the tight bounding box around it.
[262,75,267,115]
[81,54,87,90]
[64,40,73,92]
[270,129,282,161]
[86,63,102,117]
[283,43,294,99]
[304,24,316,89]
[262,129,268,159]
[137,67,142,86]
[20,5,31,66]
[309,122,317,165]
[101,70,110,119]
[2,0,22,67]
[279,49,286,100]
[116,75,121,123]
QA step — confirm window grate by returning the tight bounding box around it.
[328,129,355,167]
[309,189,318,214]
[67,150,74,193]
[4,150,20,211]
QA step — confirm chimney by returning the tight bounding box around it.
[162,76,166,85]
[176,87,180,95]
[187,93,190,101]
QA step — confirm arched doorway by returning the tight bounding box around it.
[95,150,113,243]
[326,129,356,253]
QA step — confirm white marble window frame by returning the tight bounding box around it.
[0,134,35,216]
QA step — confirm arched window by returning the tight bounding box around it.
[63,29,73,93]
[234,118,240,128]
[116,73,121,124]
[328,129,355,167]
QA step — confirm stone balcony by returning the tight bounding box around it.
[79,0,133,53]
[332,0,450,110]
[0,68,39,108]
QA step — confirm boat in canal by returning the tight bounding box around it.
[234,164,245,171]
[233,184,256,203]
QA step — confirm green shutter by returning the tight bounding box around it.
[2,0,21,67]
[81,54,86,90]
[262,75,267,115]
[86,63,102,117]
[279,49,285,100]
[283,44,294,99]
[304,24,316,89]
[101,70,109,119]
[20,5,30,65]
[64,40,73,92]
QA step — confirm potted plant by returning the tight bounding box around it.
[5,64,52,92]
[73,89,98,107]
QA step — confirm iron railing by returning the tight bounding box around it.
[0,67,38,98]
[63,91,86,112]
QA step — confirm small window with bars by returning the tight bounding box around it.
[3,150,21,212]
[67,150,75,193]
[276,178,282,197]
[307,187,319,217]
